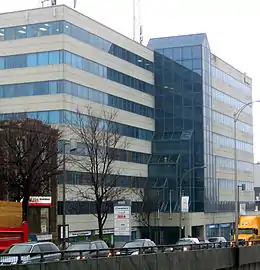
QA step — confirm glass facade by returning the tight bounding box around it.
[0,110,153,141]
[149,51,204,212]
[148,33,254,213]
[0,50,154,95]
[0,20,153,71]
[0,80,153,118]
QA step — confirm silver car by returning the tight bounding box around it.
[207,237,228,248]
[0,242,61,265]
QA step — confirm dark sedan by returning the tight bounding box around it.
[65,240,110,260]
[115,239,157,256]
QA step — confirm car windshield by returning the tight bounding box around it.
[4,245,32,254]
[123,241,143,248]
[67,243,91,251]
[176,240,193,245]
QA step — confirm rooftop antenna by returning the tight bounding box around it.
[73,0,77,8]
[133,0,136,41]
[138,0,143,44]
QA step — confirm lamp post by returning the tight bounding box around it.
[179,165,207,239]
[234,100,260,246]
[62,139,77,250]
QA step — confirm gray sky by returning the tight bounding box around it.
[2,0,260,160]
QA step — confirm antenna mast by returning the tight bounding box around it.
[138,0,143,44]
[133,0,136,41]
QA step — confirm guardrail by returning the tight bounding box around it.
[0,240,259,266]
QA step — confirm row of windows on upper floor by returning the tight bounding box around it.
[59,140,150,164]
[155,46,202,61]
[212,110,253,134]
[0,20,154,72]
[218,178,254,192]
[213,133,253,153]
[216,156,253,173]
[0,80,153,118]
[212,88,252,115]
[0,110,153,141]
[211,66,251,94]
[0,50,154,95]
[57,171,147,188]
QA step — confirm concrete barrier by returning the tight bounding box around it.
[4,246,260,270]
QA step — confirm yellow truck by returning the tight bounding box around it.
[236,216,260,244]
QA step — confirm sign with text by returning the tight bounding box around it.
[28,196,52,207]
[240,203,246,216]
[181,196,189,213]
[114,200,131,236]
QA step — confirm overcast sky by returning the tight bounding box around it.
[2,0,260,160]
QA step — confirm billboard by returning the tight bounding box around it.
[114,200,131,236]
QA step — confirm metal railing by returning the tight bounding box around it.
[0,240,259,266]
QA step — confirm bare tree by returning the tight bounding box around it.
[0,118,61,221]
[67,106,128,239]
[132,182,158,240]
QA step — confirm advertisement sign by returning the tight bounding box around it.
[28,196,52,207]
[114,200,131,236]
[181,196,189,213]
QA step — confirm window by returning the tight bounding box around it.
[49,51,60,64]
[0,50,154,95]
[0,20,153,72]
[95,242,103,249]
[212,66,251,94]
[38,244,51,253]
[212,111,252,134]
[213,133,253,153]
[27,53,37,67]
[0,110,153,141]
[31,245,41,254]
[212,88,252,115]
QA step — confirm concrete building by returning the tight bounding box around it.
[0,5,255,243]
[0,5,154,240]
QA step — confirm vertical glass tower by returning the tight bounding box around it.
[148,33,216,213]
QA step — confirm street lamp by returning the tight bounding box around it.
[62,139,77,250]
[234,100,260,246]
[179,165,207,239]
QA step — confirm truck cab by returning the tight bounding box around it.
[237,216,260,244]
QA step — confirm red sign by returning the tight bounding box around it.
[28,196,52,207]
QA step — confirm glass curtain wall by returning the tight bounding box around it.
[150,52,204,212]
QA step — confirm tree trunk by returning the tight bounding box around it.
[22,196,29,221]
[147,215,152,240]
[97,213,103,239]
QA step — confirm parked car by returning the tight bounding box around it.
[65,240,110,260]
[116,239,157,256]
[207,237,228,248]
[0,242,60,265]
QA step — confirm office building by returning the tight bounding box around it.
[148,34,254,241]
[0,5,154,239]
[0,5,254,242]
